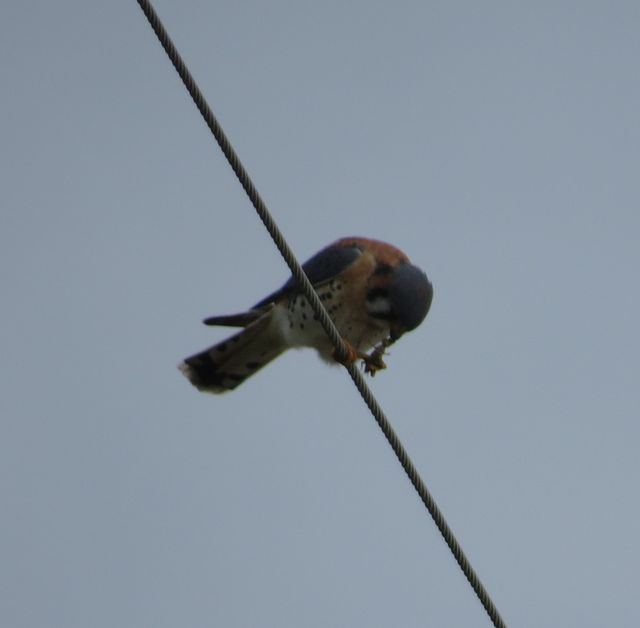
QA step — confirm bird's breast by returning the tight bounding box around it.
[277,278,390,360]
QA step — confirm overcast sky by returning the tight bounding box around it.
[2,2,639,627]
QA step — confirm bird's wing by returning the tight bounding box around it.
[252,242,363,308]
[203,241,363,327]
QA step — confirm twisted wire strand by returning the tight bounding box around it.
[135,2,507,626]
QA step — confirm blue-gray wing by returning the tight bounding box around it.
[252,243,362,308]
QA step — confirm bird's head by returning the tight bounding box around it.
[366,262,433,341]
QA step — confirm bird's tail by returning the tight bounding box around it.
[178,314,285,394]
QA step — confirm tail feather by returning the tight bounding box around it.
[179,315,285,394]
[202,308,266,327]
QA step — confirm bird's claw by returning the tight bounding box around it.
[362,338,394,376]
[333,341,360,367]
[335,338,393,376]
[362,351,387,376]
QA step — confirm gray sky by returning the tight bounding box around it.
[2,1,639,626]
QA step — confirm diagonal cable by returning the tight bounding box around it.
[134,2,507,626]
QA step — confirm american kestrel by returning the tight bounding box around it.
[179,237,433,393]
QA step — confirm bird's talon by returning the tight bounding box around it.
[333,341,360,366]
[362,347,387,376]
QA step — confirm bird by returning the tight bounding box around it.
[179,237,433,393]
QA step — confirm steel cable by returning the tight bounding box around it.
[135,2,507,626]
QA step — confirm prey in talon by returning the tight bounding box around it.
[179,237,433,394]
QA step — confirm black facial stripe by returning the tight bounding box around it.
[366,287,389,301]
[373,263,393,276]
[369,311,393,321]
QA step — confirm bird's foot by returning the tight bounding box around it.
[334,339,391,376]
[362,351,387,376]
[362,339,393,376]
[332,340,361,367]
